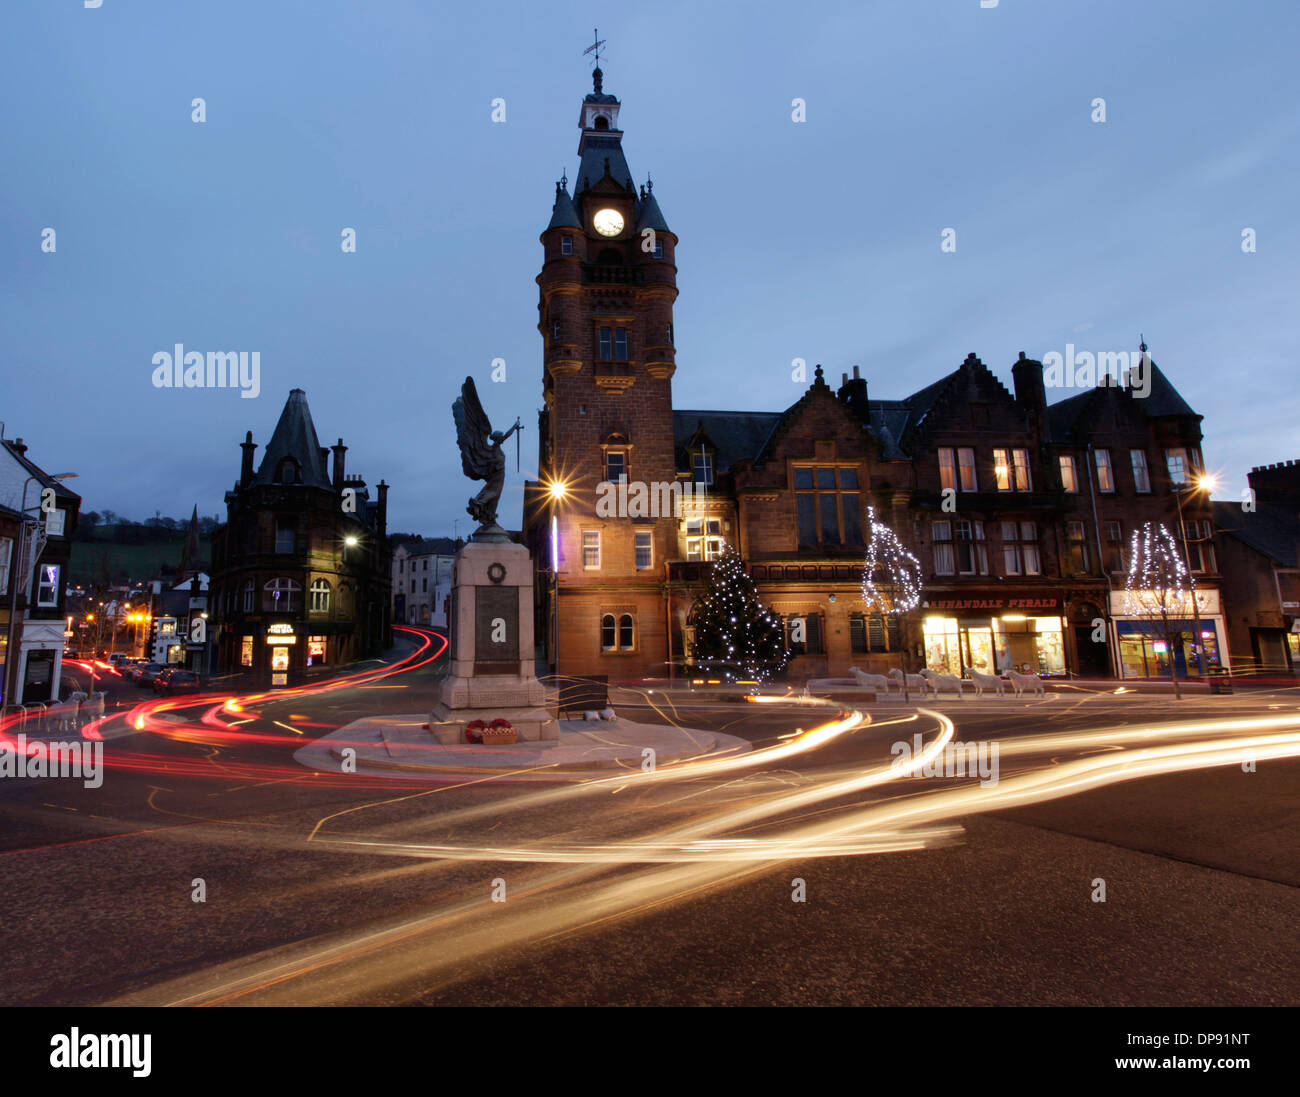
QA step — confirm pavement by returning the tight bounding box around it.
[293,712,752,780]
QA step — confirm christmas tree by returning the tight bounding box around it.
[1123,521,1189,699]
[690,547,788,681]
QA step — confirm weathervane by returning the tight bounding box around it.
[583,28,606,69]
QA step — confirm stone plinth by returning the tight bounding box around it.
[429,539,557,744]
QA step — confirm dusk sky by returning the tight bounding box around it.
[4,0,1297,533]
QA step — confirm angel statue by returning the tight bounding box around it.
[452,376,520,541]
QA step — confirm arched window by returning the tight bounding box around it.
[263,578,300,613]
[618,613,634,651]
[310,578,331,614]
[593,115,610,131]
[242,580,255,613]
[601,613,616,651]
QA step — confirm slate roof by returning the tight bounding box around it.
[635,190,670,235]
[576,136,633,196]
[251,389,333,489]
[1213,501,1299,567]
[394,536,459,556]
[1,439,82,507]
[547,183,580,230]
[1047,359,1197,439]
[673,410,782,473]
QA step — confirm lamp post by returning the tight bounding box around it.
[547,479,567,678]
[1173,473,1216,678]
[2,471,77,707]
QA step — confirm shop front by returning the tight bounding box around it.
[1109,589,1227,678]
[920,592,1066,677]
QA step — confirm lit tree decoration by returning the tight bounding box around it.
[1123,521,1189,699]
[860,507,923,700]
[690,546,788,682]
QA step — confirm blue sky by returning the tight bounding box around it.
[3,0,1297,533]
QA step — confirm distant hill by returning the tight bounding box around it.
[69,525,211,585]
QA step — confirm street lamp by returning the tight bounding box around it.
[1173,472,1217,678]
[546,478,568,676]
[3,471,77,706]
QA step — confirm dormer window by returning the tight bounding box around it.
[275,457,301,484]
[693,450,714,486]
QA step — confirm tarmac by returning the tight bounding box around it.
[293,712,752,781]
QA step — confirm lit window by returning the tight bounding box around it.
[1059,455,1079,493]
[938,448,956,492]
[1094,449,1115,493]
[685,518,724,561]
[993,449,1011,492]
[605,451,626,483]
[310,579,330,614]
[583,530,601,570]
[635,530,652,570]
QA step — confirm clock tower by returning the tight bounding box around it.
[535,65,680,678]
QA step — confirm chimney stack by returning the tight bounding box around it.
[376,480,389,537]
[331,438,348,491]
[1011,352,1047,437]
[837,364,870,424]
[239,431,257,487]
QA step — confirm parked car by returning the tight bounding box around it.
[108,653,129,670]
[155,669,201,696]
[135,663,165,687]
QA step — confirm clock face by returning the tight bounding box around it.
[593,208,624,237]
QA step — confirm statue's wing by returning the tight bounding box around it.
[453,376,494,480]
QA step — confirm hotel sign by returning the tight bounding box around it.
[267,623,297,645]
[922,593,1062,612]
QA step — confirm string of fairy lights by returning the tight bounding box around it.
[860,506,923,615]
[692,547,789,681]
[1123,521,1188,616]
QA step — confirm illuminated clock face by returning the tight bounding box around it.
[593,208,624,237]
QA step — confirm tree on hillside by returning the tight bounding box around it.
[689,547,788,682]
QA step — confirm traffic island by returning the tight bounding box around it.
[293,714,752,781]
